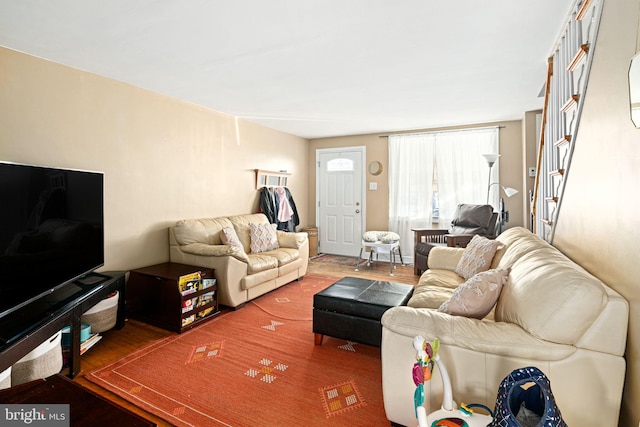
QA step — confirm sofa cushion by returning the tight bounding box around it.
[172,217,233,245]
[494,226,550,270]
[438,268,510,319]
[407,269,464,309]
[455,235,502,280]
[495,236,608,345]
[277,231,307,249]
[363,231,400,243]
[221,227,243,249]
[407,285,456,310]
[259,247,299,267]
[178,242,249,262]
[246,253,279,274]
[249,223,280,253]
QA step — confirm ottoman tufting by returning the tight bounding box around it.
[313,277,413,347]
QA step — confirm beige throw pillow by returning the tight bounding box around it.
[438,268,510,319]
[221,227,244,250]
[249,223,279,253]
[455,235,503,280]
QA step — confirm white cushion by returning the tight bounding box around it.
[221,227,244,250]
[438,268,510,319]
[455,235,503,280]
[249,223,279,253]
[363,231,400,243]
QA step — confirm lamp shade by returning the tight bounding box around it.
[502,186,519,198]
[482,153,500,166]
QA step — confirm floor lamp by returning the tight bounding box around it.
[482,154,519,233]
[482,154,500,205]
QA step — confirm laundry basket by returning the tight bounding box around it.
[302,226,318,257]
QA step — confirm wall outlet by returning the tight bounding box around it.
[369,182,377,190]
[528,167,536,177]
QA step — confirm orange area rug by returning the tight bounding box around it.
[86,274,391,426]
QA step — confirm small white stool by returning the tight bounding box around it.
[355,232,404,276]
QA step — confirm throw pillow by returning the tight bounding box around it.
[438,268,510,319]
[379,231,400,243]
[362,231,400,243]
[249,223,279,253]
[221,227,243,250]
[363,231,381,242]
[455,235,503,280]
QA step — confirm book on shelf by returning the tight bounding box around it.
[182,297,197,313]
[201,278,216,289]
[178,271,201,295]
[80,334,102,354]
[197,307,214,318]
[62,333,103,360]
[197,290,215,307]
[182,314,195,327]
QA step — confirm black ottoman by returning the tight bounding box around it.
[313,277,414,348]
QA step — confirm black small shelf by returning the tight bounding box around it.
[127,262,219,333]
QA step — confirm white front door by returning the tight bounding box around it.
[316,147,365,256]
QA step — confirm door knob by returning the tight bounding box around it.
[356,209,360,214]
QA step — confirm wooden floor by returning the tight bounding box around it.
[72,254,419,426]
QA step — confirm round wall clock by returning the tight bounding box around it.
[368,161,383,176]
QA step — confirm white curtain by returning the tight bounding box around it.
[389,134,435,259]
[388,128,499,261]
[435,128,499,225]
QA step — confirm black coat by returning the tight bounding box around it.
[259,187,300,232]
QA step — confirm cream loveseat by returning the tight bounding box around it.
[169,213,309,308]
[381,227,628,427]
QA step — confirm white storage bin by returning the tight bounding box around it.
[11,331,63,386]
[0,366,11,389]
[81,291,119,333]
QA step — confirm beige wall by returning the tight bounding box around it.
[552,0,640,424]
[308,121,526,233]
[0,47,309,272]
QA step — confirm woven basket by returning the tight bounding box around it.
[12,331,62,386]
[81,291,119,333]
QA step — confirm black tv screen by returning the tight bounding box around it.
[0,162,104,318]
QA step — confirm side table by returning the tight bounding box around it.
[126,262,219,333]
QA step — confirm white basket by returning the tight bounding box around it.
[12,331,63,386]
[17,331,61,362]
[81,291,119,333]
[0,366,11,389]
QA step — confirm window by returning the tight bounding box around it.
[388,127,499,259]
[327,158,354,172]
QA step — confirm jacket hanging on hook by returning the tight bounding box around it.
[259,187,300,232]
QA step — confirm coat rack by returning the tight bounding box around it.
[255,169,290,189]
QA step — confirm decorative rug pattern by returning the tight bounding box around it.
[86,274,388,426]
[319,379,366,417]
[187,341,223,363]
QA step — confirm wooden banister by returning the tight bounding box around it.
[531,57,554,233]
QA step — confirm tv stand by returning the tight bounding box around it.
[0,271,126,379]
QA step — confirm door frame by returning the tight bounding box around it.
[315,146,366,256]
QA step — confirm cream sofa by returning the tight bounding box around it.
[169,213,309,308]
[381,227,628,427]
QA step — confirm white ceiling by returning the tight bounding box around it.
[0,1,574,139]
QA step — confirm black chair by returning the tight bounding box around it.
[413,204,498,275]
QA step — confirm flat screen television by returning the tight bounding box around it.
[0,162,104,318]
